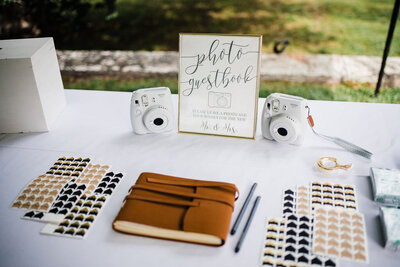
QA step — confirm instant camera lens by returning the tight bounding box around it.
[277,127,288,136]
[143,106,171,133]
[269,114,300,144]
[153,118,164,126]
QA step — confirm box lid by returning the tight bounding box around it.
[0,38,52,59]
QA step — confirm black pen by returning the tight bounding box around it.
[231,182,257,235]
[234,196,261,253]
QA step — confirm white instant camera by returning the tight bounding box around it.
[130,87,174,134]
[261,93,308,145]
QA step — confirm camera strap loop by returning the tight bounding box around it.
[305,106,373,159]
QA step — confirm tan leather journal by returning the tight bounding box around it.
[112,172,239,246]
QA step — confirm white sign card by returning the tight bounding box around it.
[178,34,262,139]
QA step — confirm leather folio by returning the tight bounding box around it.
[113,172,239,246]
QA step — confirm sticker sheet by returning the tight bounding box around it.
[262,217,286,266]
[283,214,337,267]
[261,216,337,267]
[11,157,91,211]
[45,165,111,216]
[20,164,114,223]
[296,185,311,216]
[41,193,109,239]
[46,157,91,176]
[76,164,110,195]
[282,182,357,217]
[282,188,296,216]
[40,171,124,239]
[312,206,368,263]
[282,186,311,217]
[311,182,357,212]
[266,180,368,266]
[11,156,125,240]
[12,174,71,211]
[92,172,124,195]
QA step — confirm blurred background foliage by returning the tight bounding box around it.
[2,0,399,102]
[1,0,399,55]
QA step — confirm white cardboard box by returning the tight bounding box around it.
[0,37,66,133]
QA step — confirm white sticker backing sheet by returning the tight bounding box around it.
[11,156,125,239]
[12,157,91,211]
[312,206,368,263]
[262,218,286,266]
[263,181,368,266]
[283,214,337,266]
[261,216,337,267]
[282,182,357,218]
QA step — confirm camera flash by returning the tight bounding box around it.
[272,99,280,112]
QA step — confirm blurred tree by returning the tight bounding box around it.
[103,0,265,50]
[0,0,117,48]
[0,0,265,50]
[1,0,398,55]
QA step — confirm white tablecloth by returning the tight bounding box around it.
[0,89,399,267]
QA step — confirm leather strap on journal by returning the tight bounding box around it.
[129,183,236,208]
[127,194,200,207]
[145,176,239,195]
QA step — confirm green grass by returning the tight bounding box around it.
[259,0,400,56]
[110,0,400,56]
[63,77,400,104]
[8,0,397,56]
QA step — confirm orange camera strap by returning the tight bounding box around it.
[305,106,373,159]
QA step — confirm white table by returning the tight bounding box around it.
[1,89,399,267]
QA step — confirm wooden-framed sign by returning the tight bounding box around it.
[178,33,262,139]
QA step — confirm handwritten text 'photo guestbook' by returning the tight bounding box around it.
[178,34,262,139]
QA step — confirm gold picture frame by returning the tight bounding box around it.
[178,33,262,139]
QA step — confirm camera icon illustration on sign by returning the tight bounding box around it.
[208,91,232,109]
